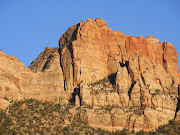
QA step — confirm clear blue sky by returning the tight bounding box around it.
[0,0,180,68]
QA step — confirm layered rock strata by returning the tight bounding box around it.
[0,18,180,132]
[0,48,66,105]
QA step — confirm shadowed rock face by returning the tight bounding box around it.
[0,18,180,132]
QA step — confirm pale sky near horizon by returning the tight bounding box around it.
[0,0,180,68]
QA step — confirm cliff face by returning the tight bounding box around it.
[0,48,66,105]
[1,18,180,132]
[57,18,179,101]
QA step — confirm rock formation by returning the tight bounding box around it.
[0,48,67,104]
[0,18,180,132]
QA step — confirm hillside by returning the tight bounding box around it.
[0,99,180,135]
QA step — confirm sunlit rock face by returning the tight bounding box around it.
[0,48,66,105]
[0,18,180,132]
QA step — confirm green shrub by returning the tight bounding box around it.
[2,117,14,127]
[136,130,146,135]
[169,119,177,126]
[134,107,145,116]
[155,89,160,94]
[131,129,135,134]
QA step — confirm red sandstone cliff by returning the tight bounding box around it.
[1,18,180,132]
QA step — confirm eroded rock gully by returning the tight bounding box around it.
[0,18,180,132]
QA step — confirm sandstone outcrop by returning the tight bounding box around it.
[0,98,9,110]
[0,49,67,106]
[0,18,180,132]
[79,107,176,132]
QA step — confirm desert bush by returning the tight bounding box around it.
[89,77,110,87]
[112,128,129,135]
[155,89,160,94]
[134,107,145,116]
[136,130,146,135]
[131,129,135,134]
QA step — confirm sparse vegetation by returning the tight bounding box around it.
[101,105,116,112]
[134,107,145,116]
[155,89,160,94]
[84,105,93,109]
[89,77,116,94]
[89,77,111,87]
[151,89,162,97]
[124,107,145,116]
[134,119,180,135]
[0,99,67,134]
[0,99,179,134]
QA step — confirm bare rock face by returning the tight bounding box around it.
[0,98,9,110]
[79,107,176,132]
[29,47,59,72]
[0,18,180,132]
[58,18,179,97]
[0,49,67,104]
[56,18,180,131]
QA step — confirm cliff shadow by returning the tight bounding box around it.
[175,85,180,117]
[119,61,129,68]
[108,73,117,87]
[175,98,180,117]
[69,87,81,105]
[128,81,136,100]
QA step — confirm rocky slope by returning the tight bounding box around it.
[1,18,180,132]
[1,99,180,135]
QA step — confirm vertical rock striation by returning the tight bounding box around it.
[0,18,180,132]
